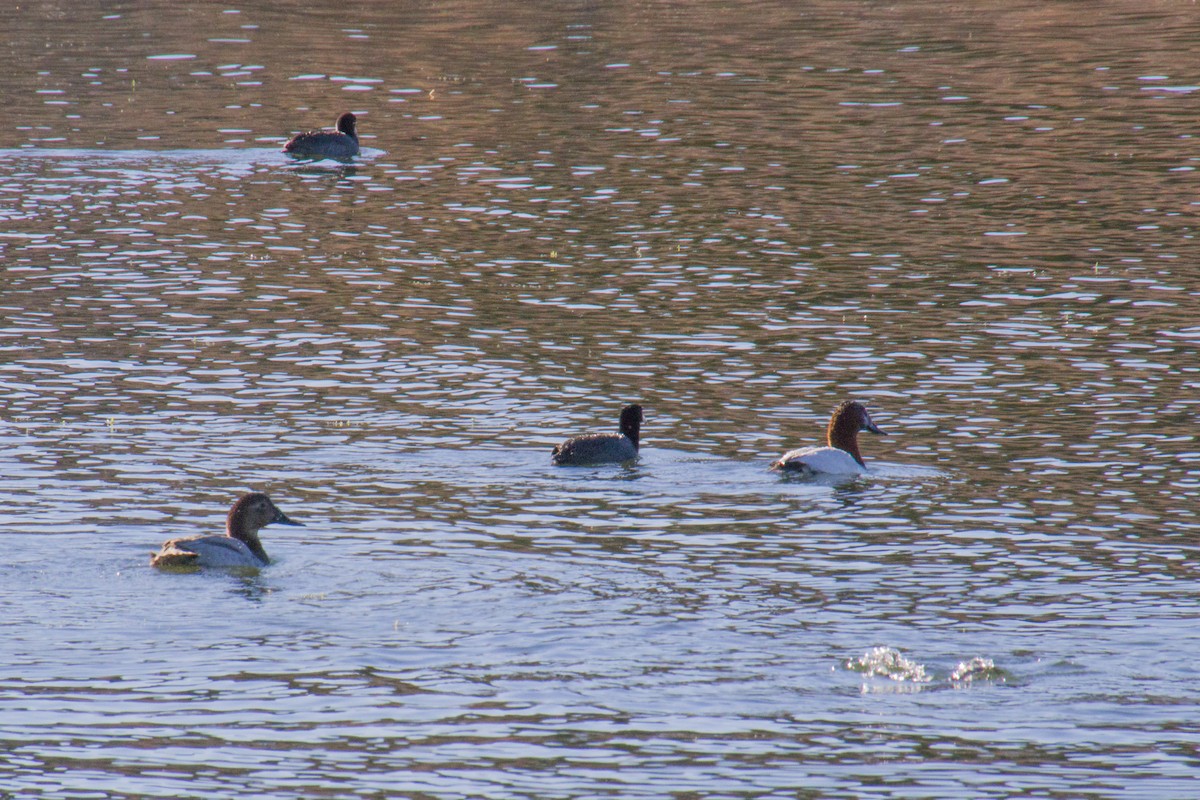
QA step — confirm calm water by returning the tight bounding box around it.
[3,1,1200,797]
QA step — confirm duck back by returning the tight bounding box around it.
[552,433,638,465]
[283,112,359,158]
[151,534,267,569]
[771,446,866,475]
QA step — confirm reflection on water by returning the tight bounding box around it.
[3,0,1200,797]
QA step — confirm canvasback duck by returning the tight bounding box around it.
[282,112,359,159]
[770,400,886,476]
[151,492,303,569]
[552,404,644,465]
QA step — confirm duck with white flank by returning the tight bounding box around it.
[151,492,303,569]
[770,400,886,476]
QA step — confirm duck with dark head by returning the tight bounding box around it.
[552,404,645,466]
[282,112,360,159]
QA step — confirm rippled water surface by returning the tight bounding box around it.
[3,1,1200,797]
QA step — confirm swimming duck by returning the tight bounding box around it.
[552,404,644,465]
[151,492,303,569]
[282,112,360,159]
[770,400,886,476]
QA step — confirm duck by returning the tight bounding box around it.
[282,111,360,159]
[552,404,644,465]
[151,492,303,569]
[770,400,886,476]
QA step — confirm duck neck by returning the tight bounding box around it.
[621,416,641,450]
[827,418,865,467]
[242,535,270,565]
[227,514,270,564]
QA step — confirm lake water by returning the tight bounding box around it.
[3,1,1200,797]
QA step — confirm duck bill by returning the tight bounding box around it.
[864,418,886,436]
[273,510,304,527]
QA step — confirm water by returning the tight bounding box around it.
[3,1,1200,797]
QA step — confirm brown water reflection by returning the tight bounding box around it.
[2,1,1200,798]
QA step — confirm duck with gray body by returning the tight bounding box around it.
[552,404,644,465]
[151,492,303,569]
[282,112,359,159]
[771,400,886,476]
